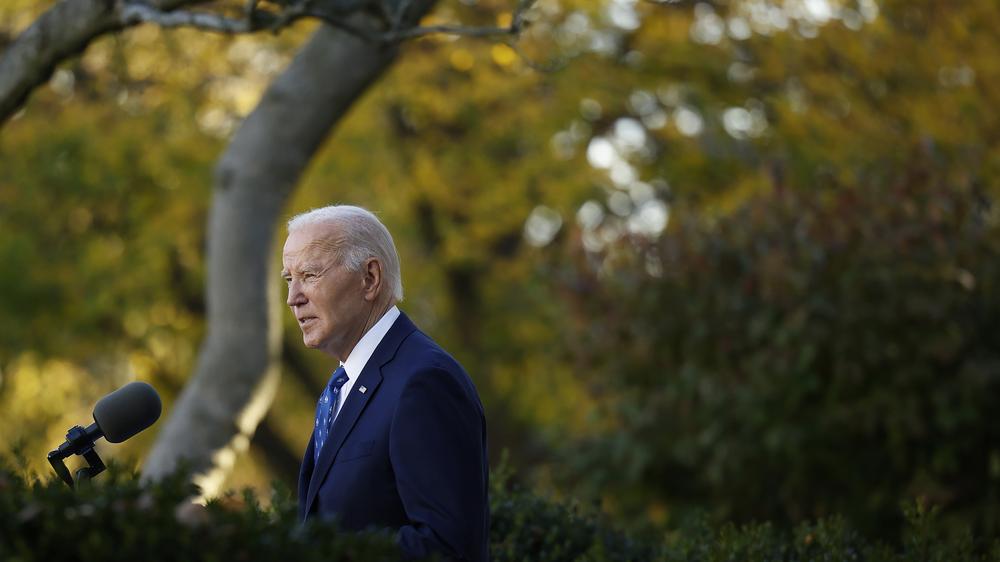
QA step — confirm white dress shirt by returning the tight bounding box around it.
[334,305,400,419]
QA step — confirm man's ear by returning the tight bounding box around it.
[363,258,383,302]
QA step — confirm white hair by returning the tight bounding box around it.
[287,205,404,302]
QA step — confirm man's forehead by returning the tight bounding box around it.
[283,229,343,264]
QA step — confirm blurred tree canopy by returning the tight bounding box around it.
[1,0,998,541]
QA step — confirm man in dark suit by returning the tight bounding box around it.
[282,205,489,561]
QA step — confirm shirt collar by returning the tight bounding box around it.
[341,305,401,380]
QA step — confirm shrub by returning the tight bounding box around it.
[559,174,1000,536]
[1,459,998,561]
[0,461,398,562]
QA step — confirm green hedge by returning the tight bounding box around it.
[558,175,1000,536]
[0,462,398,562]
[2,459,998,561]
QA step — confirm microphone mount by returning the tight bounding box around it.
[47,423,106,489]
[46,381,161,489]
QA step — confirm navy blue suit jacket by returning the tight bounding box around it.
[298,312,489,561]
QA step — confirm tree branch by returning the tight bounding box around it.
[1,0,540,125]
[119,4,282,33]
[380,0,537,41]
[303,9,383,41]
[118,0,538,43]
[0,0,204,125]
[0,0,117,123]
[383,23,516,40]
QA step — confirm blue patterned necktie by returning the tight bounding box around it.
[313,366,349,464]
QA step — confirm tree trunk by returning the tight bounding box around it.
[140,20,405,495]
[1,0,439,497]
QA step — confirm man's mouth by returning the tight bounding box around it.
[297,316,317,326]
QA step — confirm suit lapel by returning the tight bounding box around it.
[302,312,418,516]
[304,367,382,512]
[297,435,315,520]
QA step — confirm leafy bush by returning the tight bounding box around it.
[559,174,1000,536]
[2,458,998,561]
[0,461,399,562]
[490,462,658,561]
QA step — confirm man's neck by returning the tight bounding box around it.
[338,299,395,363]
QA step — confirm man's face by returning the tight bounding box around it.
[281,222,370,360]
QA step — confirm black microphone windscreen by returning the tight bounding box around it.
[92,382,162,443]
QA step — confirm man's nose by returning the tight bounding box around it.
[286,280,306,307]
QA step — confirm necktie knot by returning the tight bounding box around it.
[331,373,348,389]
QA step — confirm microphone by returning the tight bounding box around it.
[48,382,162,487]
[92,381,162,443]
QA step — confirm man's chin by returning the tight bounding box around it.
[300,332,321,349]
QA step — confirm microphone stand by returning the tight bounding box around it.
[47,424,107,489]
